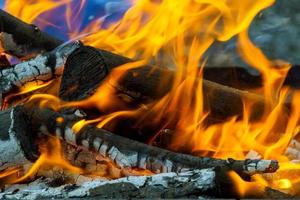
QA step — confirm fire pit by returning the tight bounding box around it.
[0,0,299,199]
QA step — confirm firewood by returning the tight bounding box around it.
[60,45,265,120]
[0,9,263,120]
[0,105,279,176]
[25,105,278,176]
[203,65,300,90]
[0,41,81,95]
[0,42,266,120]
[0,9,62,59]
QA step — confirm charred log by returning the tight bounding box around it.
[26,106,278,176]
[59,45,265,120]
[0,9,63,59]
[203,65,300,90]
[0,41,81,95]
[0,105,279,176]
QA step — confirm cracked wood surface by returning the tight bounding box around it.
[0,107,37,170]
[0,41,81,95]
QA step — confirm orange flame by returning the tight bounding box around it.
[14,137,82,183]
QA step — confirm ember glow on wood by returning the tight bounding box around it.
[0,0,299,199]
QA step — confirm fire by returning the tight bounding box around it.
[3,0,300,196]
[15,137,82,183]
[4,0,71,24]
[229,171,266,197]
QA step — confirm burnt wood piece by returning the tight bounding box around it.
[0,9,63,59]
[203,65,300,89]
[0,106,37,170]
[26,106,278,176]
[0,41,82,95]
[59,45,265,120]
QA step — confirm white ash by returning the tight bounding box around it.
[0,168,215,199]
[0,108,29,170]
[243,159,274,175]
[98,141,109,156]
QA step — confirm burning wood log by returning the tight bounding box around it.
[0,9,63,59]
[202,65,300,90]
[0,41,81,95]
[0,42,265,120]
[0,105,278,176]
[59,45,265,120]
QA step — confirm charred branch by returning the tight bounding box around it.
[25,106,278,176]
[0,9,63,59]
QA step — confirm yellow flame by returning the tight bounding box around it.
[4,0,71,24]
[14,137,82,183]
[229,171,266,197]
[274,179,292,190]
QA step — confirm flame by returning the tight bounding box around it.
[229,171,266,197]
[14,137,82,183]
[4,0,71,24]
[4,0,300,195]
